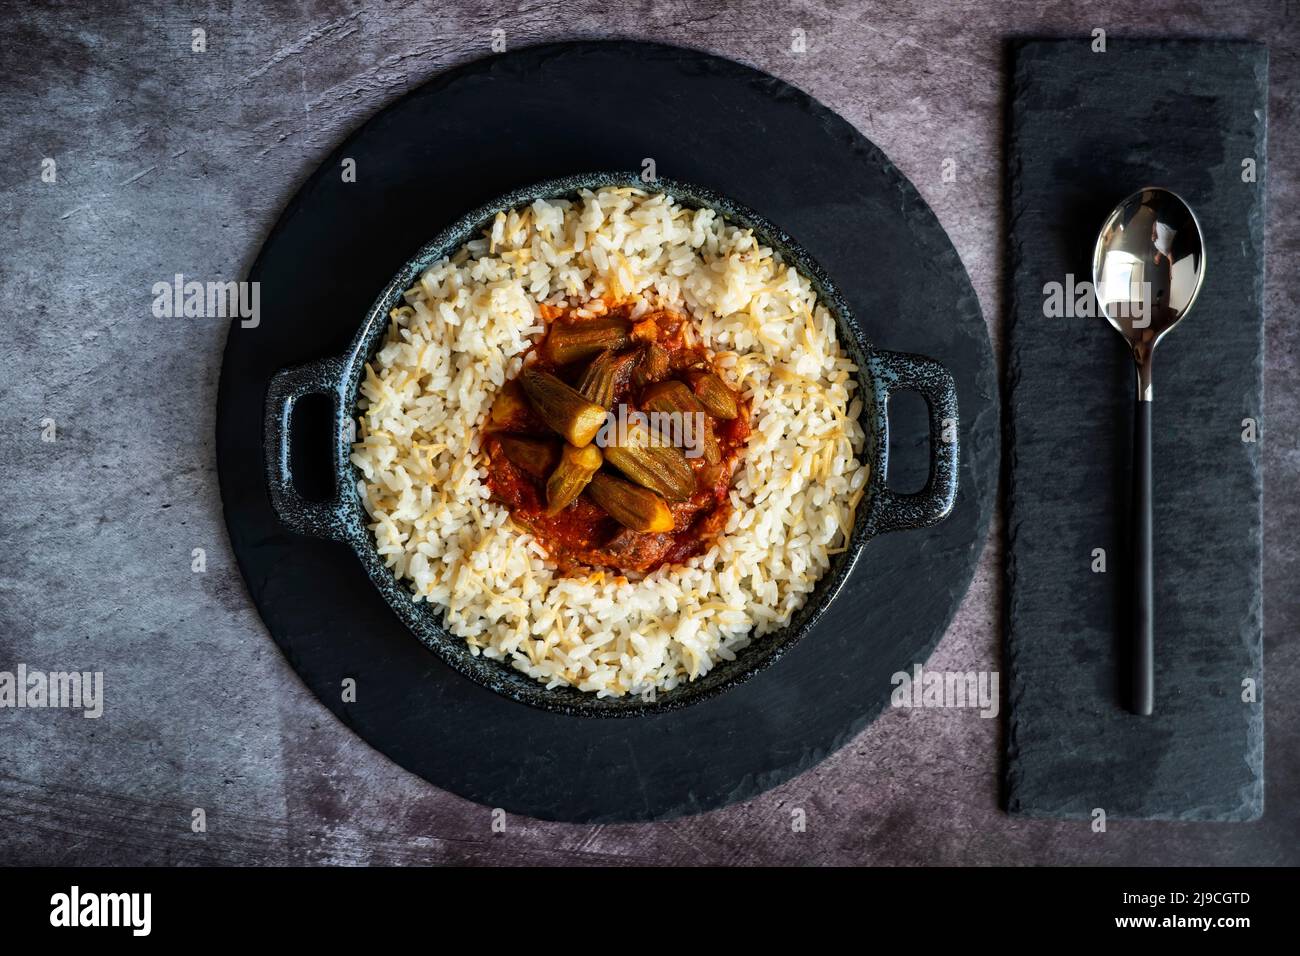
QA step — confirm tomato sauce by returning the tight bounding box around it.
[482,302,751,577]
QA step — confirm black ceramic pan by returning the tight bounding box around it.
[264,171,958,716]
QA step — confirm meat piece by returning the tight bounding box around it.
[594,529,675,573]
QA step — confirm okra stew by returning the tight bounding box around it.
[482,299,751,576]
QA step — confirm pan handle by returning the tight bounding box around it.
[866,349,960,535]
[264,356,351,541]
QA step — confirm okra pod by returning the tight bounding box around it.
[685,369,739,420]
[641,380,721,465]
[604,421,695,501]
[518,368,608,447]
[587,472,675,533]
[544,316,632,365]
[577,350,618,409]
[546,443,603,514]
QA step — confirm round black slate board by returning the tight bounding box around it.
[216,41,998,822]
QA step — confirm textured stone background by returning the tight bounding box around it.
[1,1,1295,864]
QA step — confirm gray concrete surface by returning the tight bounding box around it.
[1,0,1295,865]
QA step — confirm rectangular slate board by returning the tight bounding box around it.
[1004,39,1266,820]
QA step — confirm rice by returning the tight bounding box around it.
[349,187,869,698]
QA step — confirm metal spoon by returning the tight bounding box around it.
[1092,187,1206,716]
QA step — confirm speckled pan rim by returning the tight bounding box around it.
[279,171,953,717]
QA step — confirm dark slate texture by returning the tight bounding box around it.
[1005,39,1267,820]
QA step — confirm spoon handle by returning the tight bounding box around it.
[1132,399,1154,715]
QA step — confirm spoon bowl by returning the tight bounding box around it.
[1093,187,1207,398]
